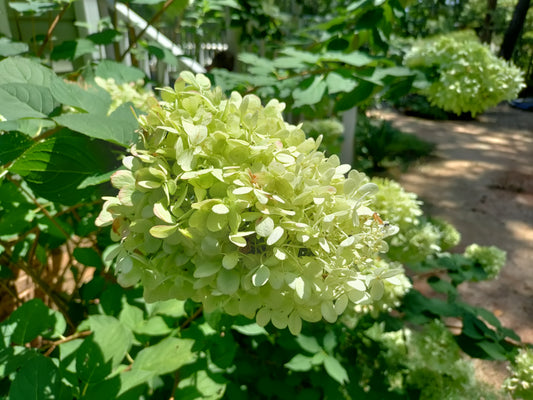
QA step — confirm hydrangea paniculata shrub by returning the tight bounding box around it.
[404,31,525,117]
[370,177,460,264]
[97,72,407,334]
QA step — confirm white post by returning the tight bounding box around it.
[341,107,357,165]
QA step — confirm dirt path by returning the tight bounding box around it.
[372,104,533,385]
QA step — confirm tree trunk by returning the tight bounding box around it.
[480,0,498,43]
[499,0,531,60]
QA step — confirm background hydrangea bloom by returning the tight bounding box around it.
[97,72,406,334]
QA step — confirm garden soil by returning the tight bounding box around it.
[371,104,533,388]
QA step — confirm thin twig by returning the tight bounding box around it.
[33,126,63,143]
[179,306,203,330]
[0,280,23,307]
[168,370,180,400]
[43,330,91,357]
[119,0,176,61]
[37,1,71,57]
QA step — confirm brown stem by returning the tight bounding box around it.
[43,330,91,357]
[179,306,203,330]
[37,1,71,57]
[0,280,23,307]
[119,0,176,61]
[168,370,180,400]
[33,126,63,143]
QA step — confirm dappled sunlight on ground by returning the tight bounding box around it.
[372,104,533,387]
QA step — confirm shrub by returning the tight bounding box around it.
[355,114,435,172]
[404,31,526,117]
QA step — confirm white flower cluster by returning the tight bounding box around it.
[97,72,406,334]
[370,177,460,263]
[504,347,533,400]
[94,77,153,114]
[464,244,506,280]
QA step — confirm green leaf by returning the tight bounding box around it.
[73,247,103,268]
[94,60,146,84]
[296,335,322,353]
[326,72,357,94]
[0,37,28,57]
[335,80,377,111]
[5,299,66,345]
[9,130,116,204]
[0,346,39,378]
[0,57,56,86]
[8,354,71,400]
[321,51,375,67]
[145,42,179,67]
[293,76,327,108]
[134,316,172,336]
[53,102,139,146]
[323,355,349,384]
[8,1,60,14]
[284,354,314,371]
[50,78,110,115]
[280,47,321,64]
[76,335,113,384]
[427,276,457,296]
[80,376,121,400]
[50,38,96,61]
[209,332,237,369]
[118,337,195,394]
[0,131,33,165]
[231,323,268,336]
[88,315,133,369]
[119,303,144,331]
[133,337,195,374]
[175,369,226,400]
[77,170,115,189]
[476,340,508,361]
[0,85,47,119]
[87,29,121,45]
[147,299,186,318]
[0,118,55,137]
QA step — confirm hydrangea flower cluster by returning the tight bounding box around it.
[97,72,405,335]
[464,244,506,280]
[301,118,344,155]
[369,177,460,263]
[504,347,533,400]
[94,77,153,114]
[404,30,525,117]
[378,321,499,399]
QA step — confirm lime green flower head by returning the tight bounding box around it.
[504,347,533,400]
[97,72,404,335]
[464,244,506,280]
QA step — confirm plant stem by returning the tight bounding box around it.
[119,0,176,61]
[179,306,203,330]
[43,330,91,356]
[37,1,71,58]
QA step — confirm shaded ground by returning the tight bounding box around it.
[371,104,533,386]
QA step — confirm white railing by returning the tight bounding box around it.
[114,2,206,85]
